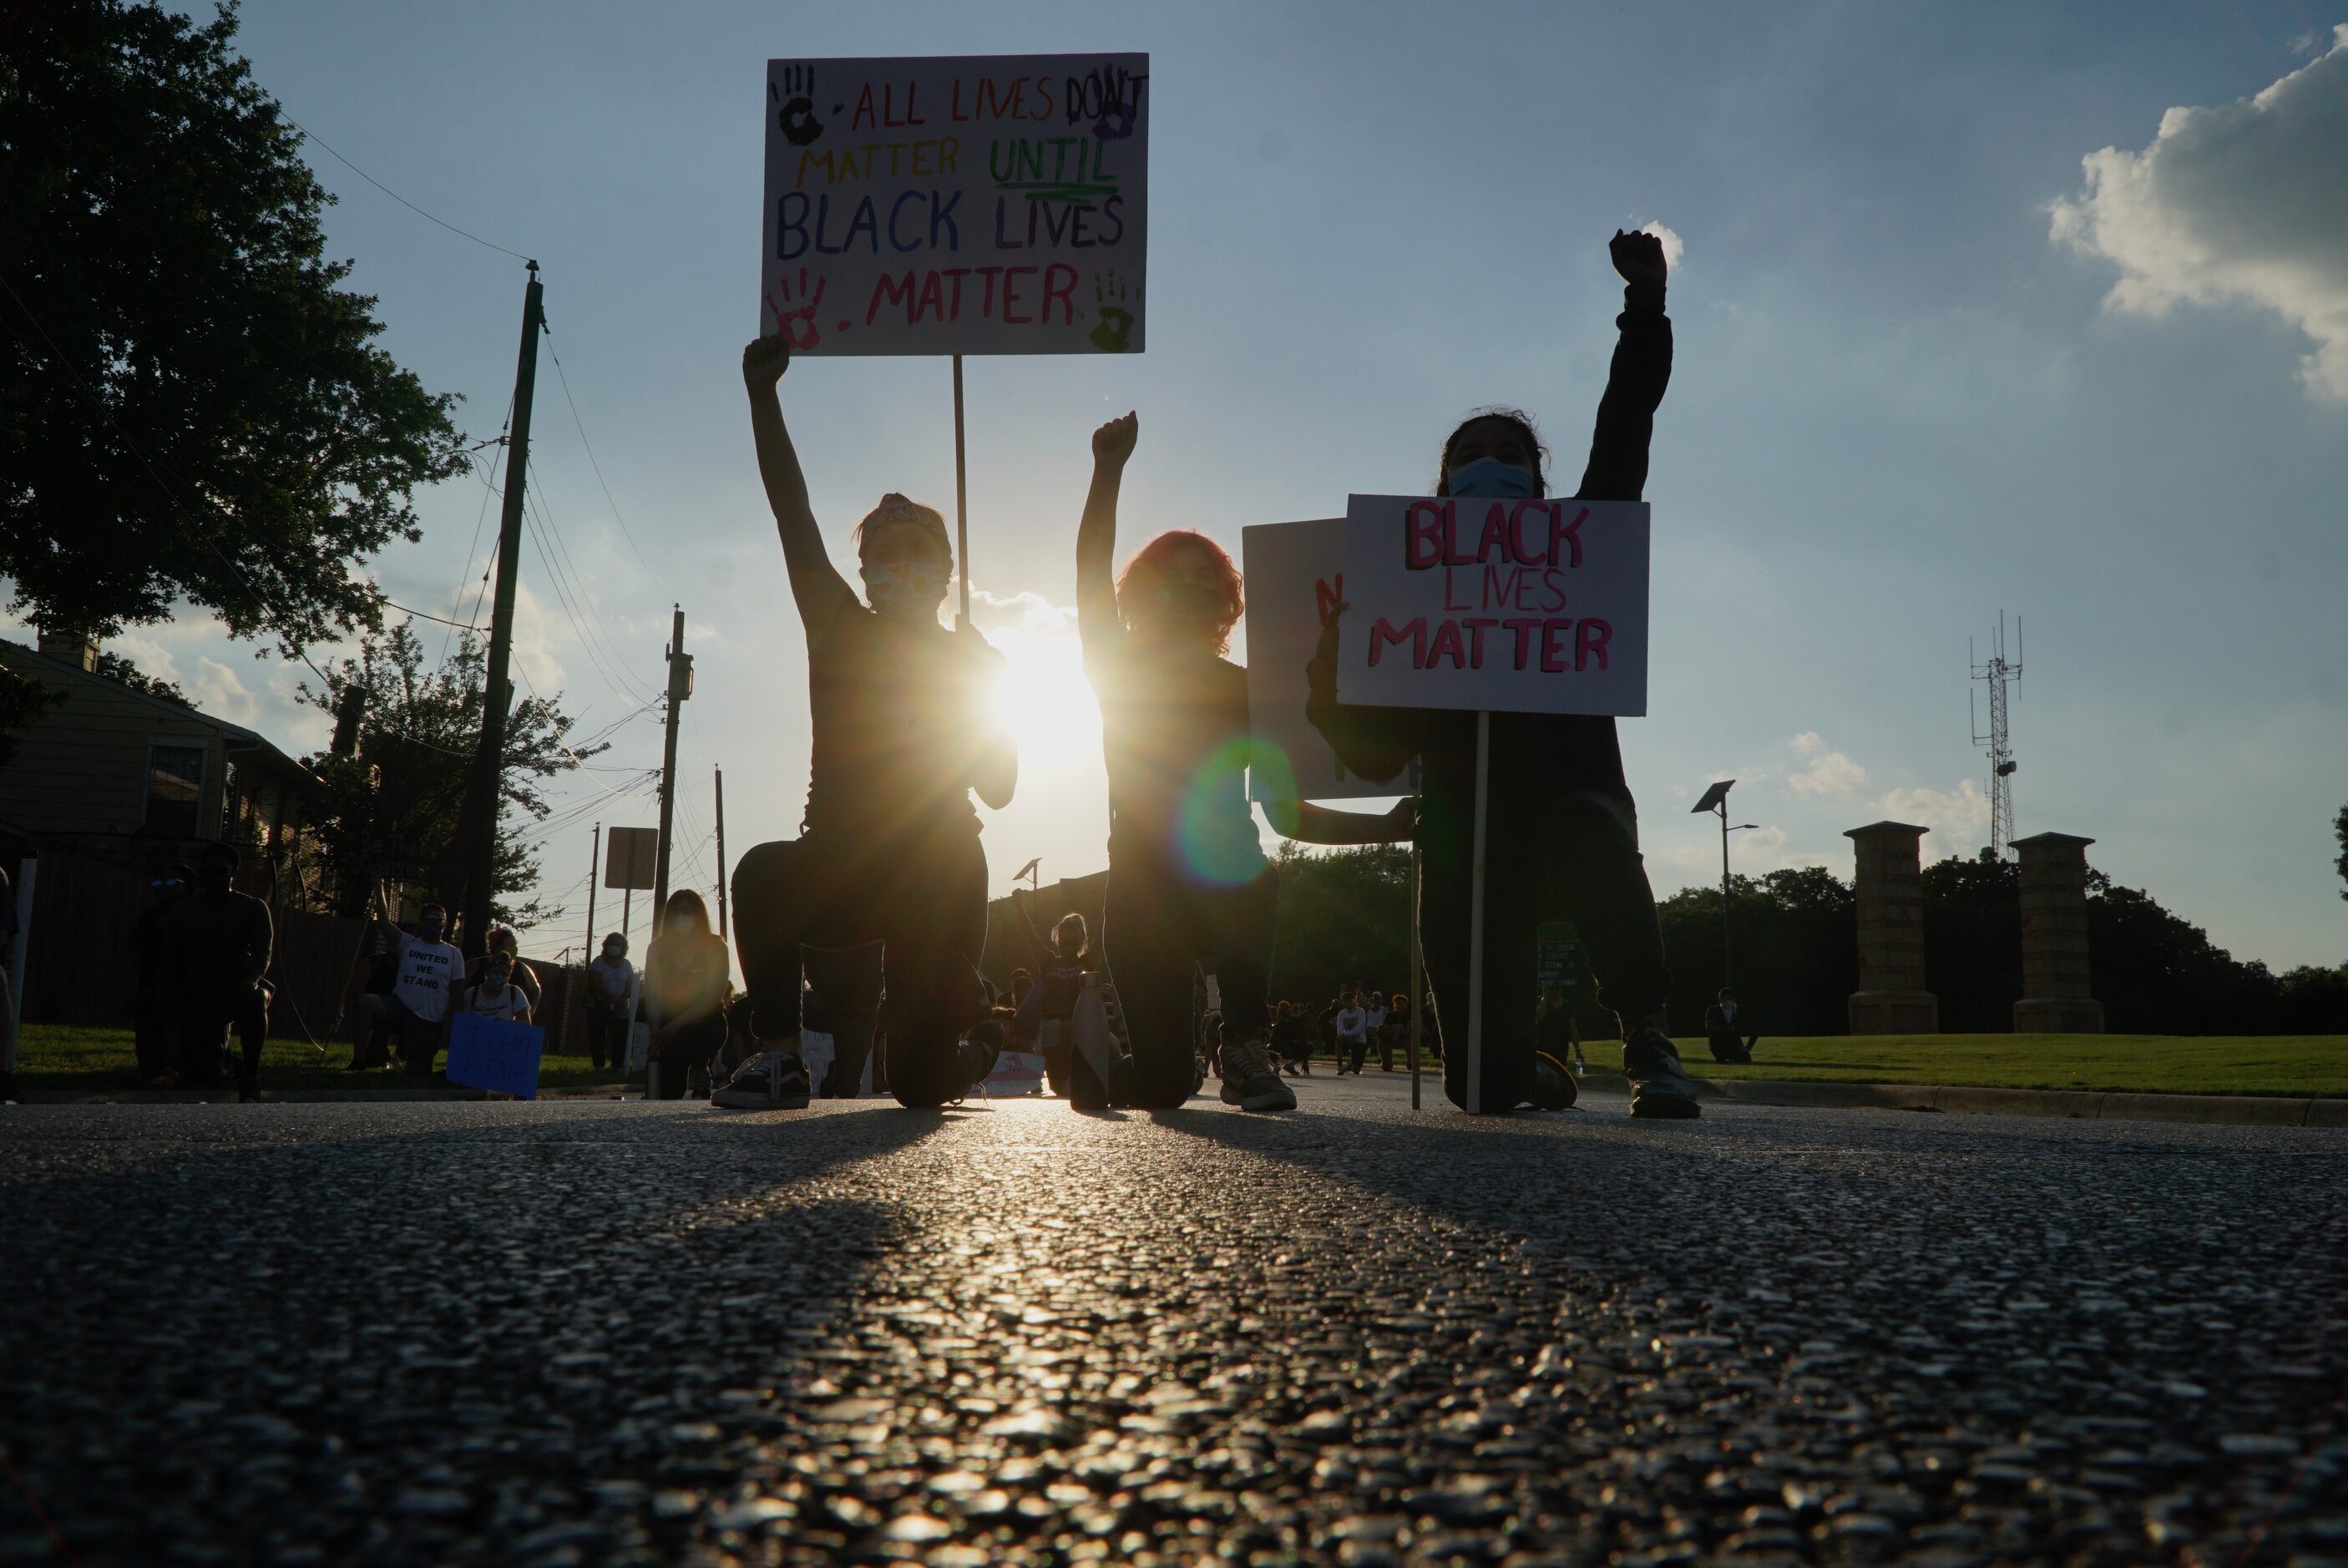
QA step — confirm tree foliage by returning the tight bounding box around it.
[92,650,188,708]
[301,621,604,930]
[2335,798,2347,903]
[1268,842,1413,1008]
[1658,866,1858,1037]
[0,0,467,650]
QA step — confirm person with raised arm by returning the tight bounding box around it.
[1077,413,1414,1112]
[1308,230,1698,1119]
[726,333,1017,1110]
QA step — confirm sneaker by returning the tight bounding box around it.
[1622,1025,1702,1120]
[711,1049,811,1110]
[1528,1051,1579,1111]
[1219,1040,1297,1113]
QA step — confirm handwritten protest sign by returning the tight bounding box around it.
[761,53,1149,357]
[1334,493,1650,716]
[445,1014,545,1100]
[1242,519,1401,802]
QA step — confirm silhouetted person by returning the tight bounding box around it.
[131,862,190,1081]
[1310,230,1694,1119]
[1704,987,1757,1064]
[163,842,273,1097]
[644,889,730,1099]
[729,333,1016,1110]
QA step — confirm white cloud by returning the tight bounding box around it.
[970,587,1077,639]
[1786,731,1870,796]
[1636,220,1686,271]
[2050,27,2348,398]
[111,633,183,687]
[190,657,258,724]
[1878,779,1991,847]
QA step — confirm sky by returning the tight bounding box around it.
[40,2,2348,970]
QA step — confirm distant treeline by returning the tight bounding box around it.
[1268,844,2348,1038]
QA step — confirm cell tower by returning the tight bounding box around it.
[1970,613,2023,859]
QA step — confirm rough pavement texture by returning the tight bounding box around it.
[1,1076,2342,1567]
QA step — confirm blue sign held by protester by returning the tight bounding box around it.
[446,1014,545,1100]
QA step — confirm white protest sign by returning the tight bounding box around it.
[761,53,1148,357]
[1241,519,1400,802]
[1334,493,1650,716]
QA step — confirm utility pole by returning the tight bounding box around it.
[651,605,691,923]
[454,260,544,958]
[712,766,728,942]
[584,822,600,969]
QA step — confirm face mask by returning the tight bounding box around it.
[1447,455,1536,500]
[1157,579,1222,633]
[863,560,949,620]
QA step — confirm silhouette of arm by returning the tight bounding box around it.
[1075,412,1137,653]
[1303,600,1423,785]
[742,336,856,645]
[1571,230,1673,504]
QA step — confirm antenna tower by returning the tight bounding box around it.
[1969,613,2023,859]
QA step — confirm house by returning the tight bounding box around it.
[1,630,347,1033]
[0,630,322,889]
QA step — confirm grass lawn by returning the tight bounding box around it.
[11,1023,620,1097]
[1563,1034,2348,1097]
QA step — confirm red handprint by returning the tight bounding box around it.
[765,270,827,350]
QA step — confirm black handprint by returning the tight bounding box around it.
[776,63,825,147]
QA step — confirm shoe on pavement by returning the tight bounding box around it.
[1622,1025,1702,1120]
[712,1048,812,1110]
[1220,1039,1297,1113]
[1528,1051,1579,1111]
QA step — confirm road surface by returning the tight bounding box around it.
[2,1074,2342,1565]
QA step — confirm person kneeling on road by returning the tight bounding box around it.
[726,333,1015,1110]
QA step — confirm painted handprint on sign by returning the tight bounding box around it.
[773,63,828,147]
[1089,269,1135,353]
[766,269,827,350]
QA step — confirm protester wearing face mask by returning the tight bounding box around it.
[463,925,542,1017]
[374,893,464,1079]
[460,950,533,1024]
[1309,229,1697,1120]
[1076,415,1414,1112]
[727,334,1017,1110]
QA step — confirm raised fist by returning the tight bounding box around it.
[741,334,790,390]
[1092,411,1139,468]
[1609,229,1668,292]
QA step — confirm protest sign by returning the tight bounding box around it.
[445,1014,545,1100]
[761,53,1149,357]
[1333,493,1650,716]
[1241,519,1402,802]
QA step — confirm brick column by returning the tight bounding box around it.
[1845,821,1938,1034]
[2011,832,2104,1033]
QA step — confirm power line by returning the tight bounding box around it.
[385,601,481,631]
[281,114,534,265]
[544,340,651,568]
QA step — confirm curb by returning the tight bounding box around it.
[1575,1072,2348,1129]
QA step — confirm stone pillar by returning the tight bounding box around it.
[2011,832,2104,1033]
[1845,821,1938,1034]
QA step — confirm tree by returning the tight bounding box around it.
[301,621,606,931]
[1268,843,1413,1008]
[0,1,466,650]
[93,650,188,708]
[1657,865,1858,1037]
[1920,850,2023,1033]
[2335,799,2347,903]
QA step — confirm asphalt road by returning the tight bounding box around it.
[2,1074,2343,1567]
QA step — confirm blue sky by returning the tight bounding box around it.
[53,3,2347,970]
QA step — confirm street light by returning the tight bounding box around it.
[1690,780,1760,991]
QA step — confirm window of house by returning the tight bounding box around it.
[144,743,205,838]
